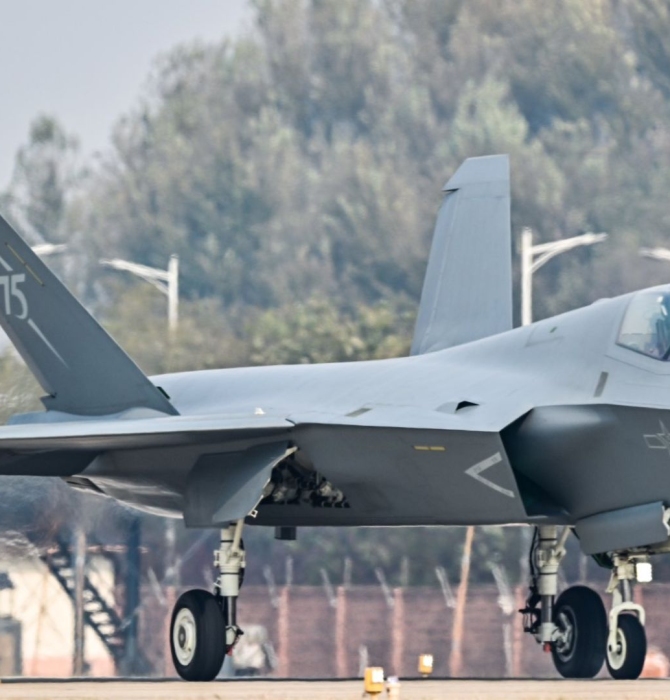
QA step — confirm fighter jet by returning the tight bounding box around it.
[0,154,664,681]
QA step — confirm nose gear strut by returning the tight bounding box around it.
[604,553,648,679]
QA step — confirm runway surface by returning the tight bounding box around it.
[1,679,670,700]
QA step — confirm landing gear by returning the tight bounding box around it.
[215,521,246,652]
[606,614,646,679]
[551,586,607,678]
[170,589,226,681]
[520,526,650,680]
[604,554,649,679]
[169,520,246,681]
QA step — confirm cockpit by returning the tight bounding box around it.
[617,289,670,360]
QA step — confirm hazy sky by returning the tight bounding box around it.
[0,0,250,188]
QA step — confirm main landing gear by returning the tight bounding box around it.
[520,526,650,680]
[170,521,246,681]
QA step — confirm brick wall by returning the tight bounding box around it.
[142,583,670,678]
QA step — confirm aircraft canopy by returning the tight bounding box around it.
[618,288,670,360]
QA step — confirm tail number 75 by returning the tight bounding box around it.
[0,274,28,319]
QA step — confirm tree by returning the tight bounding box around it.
[7,0,670,587]
[0,351,41,423]
[248,296,412,366]
[3,115,81,244]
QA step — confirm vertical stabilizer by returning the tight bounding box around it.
[411,155,512,355]
[0,214,177,416]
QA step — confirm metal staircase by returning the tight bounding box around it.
[39,530,148,672]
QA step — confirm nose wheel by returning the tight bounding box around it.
[606,613,647,679]
[170,589,226,681]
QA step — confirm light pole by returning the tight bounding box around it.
[521,228,608,326]
[100,255,179,333]
[518,228,606,673]
[639,246,670,266]
[32,243,68,256]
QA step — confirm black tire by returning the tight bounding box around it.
[551,585,607,678]
[606,614,647,680]
[170,589,225,681]
[239,539,246,589]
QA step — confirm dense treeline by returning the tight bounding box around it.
[2,0,670,586]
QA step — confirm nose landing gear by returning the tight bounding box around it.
[169,521,246,681]
[604,554,648,679]
[606,613,646,679]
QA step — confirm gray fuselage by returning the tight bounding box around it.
[78,288,670,529]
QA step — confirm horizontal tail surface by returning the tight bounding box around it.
[411,155,512,355]
[0,214,177,416]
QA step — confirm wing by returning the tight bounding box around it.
[0,413,292,475]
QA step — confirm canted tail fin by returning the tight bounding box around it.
[411,154,512,355]
[0,214,177,416]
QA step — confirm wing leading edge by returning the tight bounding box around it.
[0,413,292,455]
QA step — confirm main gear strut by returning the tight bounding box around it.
[215,520,246,650]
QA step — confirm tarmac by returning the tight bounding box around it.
[0,679,670,700]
